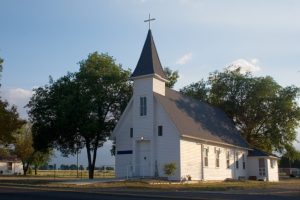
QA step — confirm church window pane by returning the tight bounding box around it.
[226,151,230,168]
[158,126,163,136]
[204,148,209,167]
[130,128,133,138]
[215,149,220,168]
[242,154,246,169]
[235,151,239,169]
[140,97,147,116]
[270,159,276,168]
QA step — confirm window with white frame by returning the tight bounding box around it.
[7,162,12,171]
[235,151,239,169]
[271,159,276,168]
[215,148,220,168]
[226,151,230,168]
[140,97,147,116]
[204,148,209,167]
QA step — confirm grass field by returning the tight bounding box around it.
[0,174,299,192]
[29,169,115,179]
[71,178,300,192]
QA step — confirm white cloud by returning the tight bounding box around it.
[2,88,34,119]
[226,59,261,74]
[176,52,193,65]
[7,88,33,105]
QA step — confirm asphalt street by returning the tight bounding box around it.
[0,185,299,200]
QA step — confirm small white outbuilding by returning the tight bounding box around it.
[247,149,279,181]
[112,29,279,182]
[0,155,23,175]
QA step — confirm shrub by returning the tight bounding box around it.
[163,162,176,177]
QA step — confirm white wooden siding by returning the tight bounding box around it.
[179,140,248,181]
[247,157,259,179]
[180,139,202,180]
[266,158,279,181]
[154,98,181,180]
[133,78,154,140]
[152,78,165,95]
[115,103,133,178]
[115,154,133,178]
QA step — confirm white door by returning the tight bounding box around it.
[136,140,151,177]
[258,158,266,178]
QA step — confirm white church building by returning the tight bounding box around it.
[112,29,279,181]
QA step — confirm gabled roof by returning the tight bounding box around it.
[154,88,249,149]
[131,30,167,80]
[248,148,279,158]
[0,155,21,162]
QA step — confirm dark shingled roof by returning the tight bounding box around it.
[131,30,167,80]
[0,155,21,162]
[248,148,279,158]
[154,88,249,149]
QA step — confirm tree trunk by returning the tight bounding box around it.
[86,142,95,179]
[34,166,37,175]
[23,162,29,176]
[91,146,98,179]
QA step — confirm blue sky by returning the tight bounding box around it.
[1,0,300,166]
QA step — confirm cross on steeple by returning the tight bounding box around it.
[144,14,155,30]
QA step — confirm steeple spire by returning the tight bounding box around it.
[131,29,167,81]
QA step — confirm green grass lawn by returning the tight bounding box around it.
[1,174,299,192]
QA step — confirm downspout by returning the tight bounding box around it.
[201,144,204,180]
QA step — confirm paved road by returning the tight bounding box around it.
[0,185,299,200]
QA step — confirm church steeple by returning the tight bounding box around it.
[131,30,167,81]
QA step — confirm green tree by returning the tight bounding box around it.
[181,69,300,155]
[31,150,53,175]
[163,67,179,88]
[28,52,132,179]
[0,57,25,146]
[0,102,24,145]
[14,124,34,175]
[180,79,209,101]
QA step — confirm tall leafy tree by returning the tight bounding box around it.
[28,52,132,179]
[14,123,51,175]
[0,102,24,145]
[0,57,25,145]
[14,124,34,175]
[181,69,300,155]
[31,150,53,175]
[163,67,179,88]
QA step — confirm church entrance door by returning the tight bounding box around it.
[135,140,151,177]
